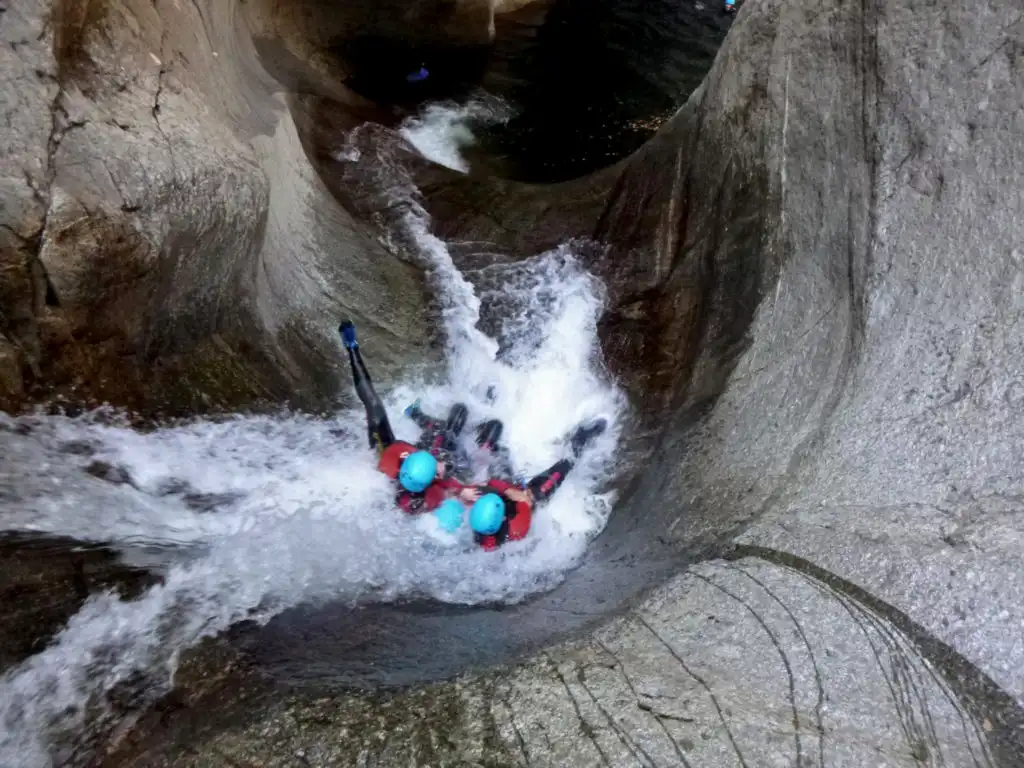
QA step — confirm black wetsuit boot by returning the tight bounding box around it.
[474,419,517,480]
[405,400,473,477]
[570,418,608,458]
[526,418,608,502]
[445,403,469,438]
[406,402,467,437]
[475,419,503,450]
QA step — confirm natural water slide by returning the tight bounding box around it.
[1,0,1023,765]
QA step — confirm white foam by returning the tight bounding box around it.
[0,106,624,765]
[398,97,509,173]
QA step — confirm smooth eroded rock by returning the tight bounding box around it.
[0,0,442,417]
[106,555,1019,767]
[0,533,157,673]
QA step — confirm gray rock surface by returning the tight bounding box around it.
[0,0,439,415]
[109,557,1009,767]
[430,0,1024,710]
[0,533,156,673]
[675,0,1024,707]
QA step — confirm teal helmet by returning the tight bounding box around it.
[469,493,505,535]
[399,451,437,492]
[434,499,465,533]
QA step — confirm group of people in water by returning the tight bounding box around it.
[340,320,606,551]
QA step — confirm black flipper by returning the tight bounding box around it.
[445,403,469,437]
[475,419,504,450]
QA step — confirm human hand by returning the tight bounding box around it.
[459,487,481,503]
[504,487,533,504]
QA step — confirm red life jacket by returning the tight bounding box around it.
[476,478,533,551]
[377,440,464,515]
[377,441,418,479]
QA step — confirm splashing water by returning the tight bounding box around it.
[398,95,509,173]
[0,103,624,766]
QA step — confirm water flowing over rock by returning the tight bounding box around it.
[2,0,1024,765]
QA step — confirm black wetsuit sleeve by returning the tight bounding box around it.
[527,459,574,503]
[347,346,396,452]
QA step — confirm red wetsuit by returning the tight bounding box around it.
[377,440,464,515]
[474,478,533,551]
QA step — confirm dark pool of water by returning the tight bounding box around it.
[336,0,736,182]
[476,0,736,182]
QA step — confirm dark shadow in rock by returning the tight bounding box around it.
[151,479,244,514]
[180,492,243,514]
[58,439,99,457]
[335,35,492,109]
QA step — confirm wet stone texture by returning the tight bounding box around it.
[113,0,1024,761]
[109,558,1008,767]
[0,534,156,673]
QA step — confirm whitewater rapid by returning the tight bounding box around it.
[398,95,509,172]
[0,102,625,766]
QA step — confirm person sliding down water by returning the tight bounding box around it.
[339,320,499,514]
[427,417,607,546]
[459,417,607,550]
[341,318,607,544]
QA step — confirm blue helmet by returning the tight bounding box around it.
[469,493,505,535]
[434,499,465,533]
[399,451,437,492]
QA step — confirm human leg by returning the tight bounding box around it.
[398,400,473,480]
[525,418,608,502]
[405,400,444,432]
[475,419,503,450]
[526,458,574,502]
[445,403,469,437]
[404,401,467,440]
[475,419,516,480]
[340,320,396,451]
[438,403,472,474]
